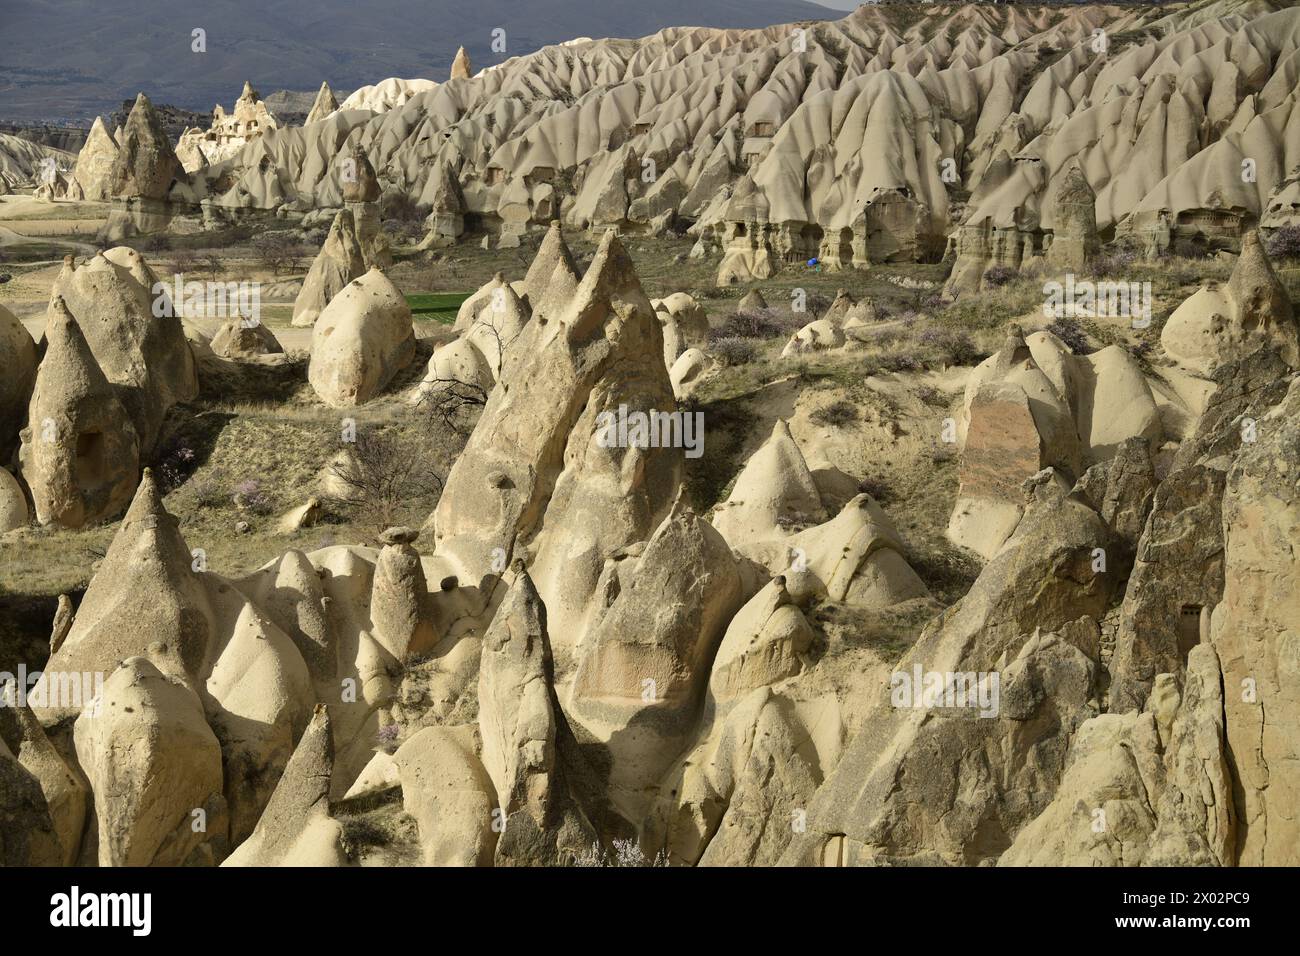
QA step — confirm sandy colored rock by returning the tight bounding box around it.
[305,81,340,125]
[75,657,227,866]
[18,296,140,528]
[308,267,416,407]
[210,318,284,359]
[450,46,473,81]
[393,725,498,866]
[223,705,346,866]
[73,116,119,201]
[293,209,367,327]
[107,93,181,200]
[52,248,198,452]
[0,468,28,532]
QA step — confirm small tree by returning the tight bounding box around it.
[252,233,302,277]
[328,426,444,535]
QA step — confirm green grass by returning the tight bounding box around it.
[406,292,471,324]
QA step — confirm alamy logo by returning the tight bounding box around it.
[1,665,103,711]
[152,275,262,325]
[1043,274,1152,328]
[595,404,705,459]
[890,664,1000,718]
[50,887,151,936]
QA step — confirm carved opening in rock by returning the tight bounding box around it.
[76,430,107,487]
[1178,604,1202,659]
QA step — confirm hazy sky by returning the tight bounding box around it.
[817,0,861,8]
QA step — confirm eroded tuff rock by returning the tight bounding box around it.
[1211,375,1300,865]
[781,471,1116,865]
[74,657,227,867]
[51,248,198,453]
[307,267,416,407]
[478,567,599,865]
[0,302,38,461]
[18,296,141,527]
[1002,644,1234,867]
[72,116,120,201]
[1162,231,1300,375]
[568,500,743,821]
[293,209,367,328]
[1109,347,1293,712]
[949,327,1161,559]
[107,93,181,200]
[430,230,677,593]
[223,705,346,866]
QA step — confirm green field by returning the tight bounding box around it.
[406,292,470,324]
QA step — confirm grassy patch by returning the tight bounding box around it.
[406,291,471,324]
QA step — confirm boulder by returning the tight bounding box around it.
[210,318,283,359]
[308,267,416,407]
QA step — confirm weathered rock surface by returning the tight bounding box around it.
[308,267,416,407]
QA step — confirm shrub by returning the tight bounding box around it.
[188,477,226,509]
[879,349,922,373]
[709,308,800,341]
[380,191,425,223]
[809,399,859,428]
[983,265,1017,287]
[1266,224,1300,260]
[857,474,892,501]
[711,336,759,366]
[1045,316,1091,354]
[154,442,197,493]
[573,838,668,867]
[916,384,948,407]
[326,427,445,534]
[1091,245,1138,279]
[915,326,980,365]
[232,478,275,515]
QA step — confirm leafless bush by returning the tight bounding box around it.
[711,336,759,366]
[328,426,444,534]
[252,233,306,276]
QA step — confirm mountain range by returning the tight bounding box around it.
[0,0,832,121]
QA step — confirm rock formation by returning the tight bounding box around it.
[18,297,141,527]
[305,81,340,125]
[1162,230,1300,374]
[72,116,119,201]
[293,209,368,327]
[308,267,417,407]
[450,46,472,81]
[107,93,181,200]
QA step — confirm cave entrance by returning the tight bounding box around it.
[75,430,106,488]
[1178,604,1203,659]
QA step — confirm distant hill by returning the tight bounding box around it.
[0,0,831,122]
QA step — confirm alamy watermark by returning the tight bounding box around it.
[152,275,262,325]
[1043,274,1152,328]
[890,663,1000,718]
[1,665,104,711]
[595,404,705,459]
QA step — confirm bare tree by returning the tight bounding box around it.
[412,313,521,436]
[328,426,444,535]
